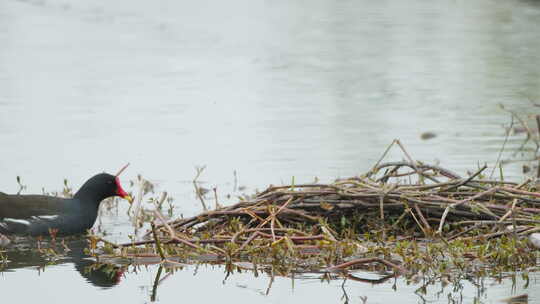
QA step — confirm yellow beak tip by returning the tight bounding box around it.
[124,195,134,204]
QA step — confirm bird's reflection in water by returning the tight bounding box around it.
[0,238,125,288]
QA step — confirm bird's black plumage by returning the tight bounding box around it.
[0,173,131,236]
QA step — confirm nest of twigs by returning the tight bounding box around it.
[93,160,540,279]
[151,161,540,241]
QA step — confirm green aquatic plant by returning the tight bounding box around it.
[88,157,540,290]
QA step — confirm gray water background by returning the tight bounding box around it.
[1,0,540,303]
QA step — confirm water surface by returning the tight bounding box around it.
[1,0,540,302]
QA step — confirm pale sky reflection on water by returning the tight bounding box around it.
[1,0,540,303]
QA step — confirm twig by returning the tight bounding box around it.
[437,187,499,234]
[115,163,130,177]
[444,164,487,192]
[489,116,513,179]
[193,166,208,211]
[151,222,166,260]
[413,203,431,235]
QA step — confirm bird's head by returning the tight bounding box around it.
[75,173,133,204]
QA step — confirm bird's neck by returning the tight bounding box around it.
[74,187,110,205]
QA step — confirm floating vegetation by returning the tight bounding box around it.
[91,142,540,290]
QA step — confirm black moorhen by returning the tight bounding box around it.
[0,173,132,236]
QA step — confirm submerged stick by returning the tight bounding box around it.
[151,265,163,302]
[326,257,408,275]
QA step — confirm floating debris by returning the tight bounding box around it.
[91,158,540,285]
[420,132,437,140]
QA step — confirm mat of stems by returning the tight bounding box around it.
[113,161,540,259]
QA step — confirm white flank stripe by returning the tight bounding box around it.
[4,218,30,226]
[33,215,59,221]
